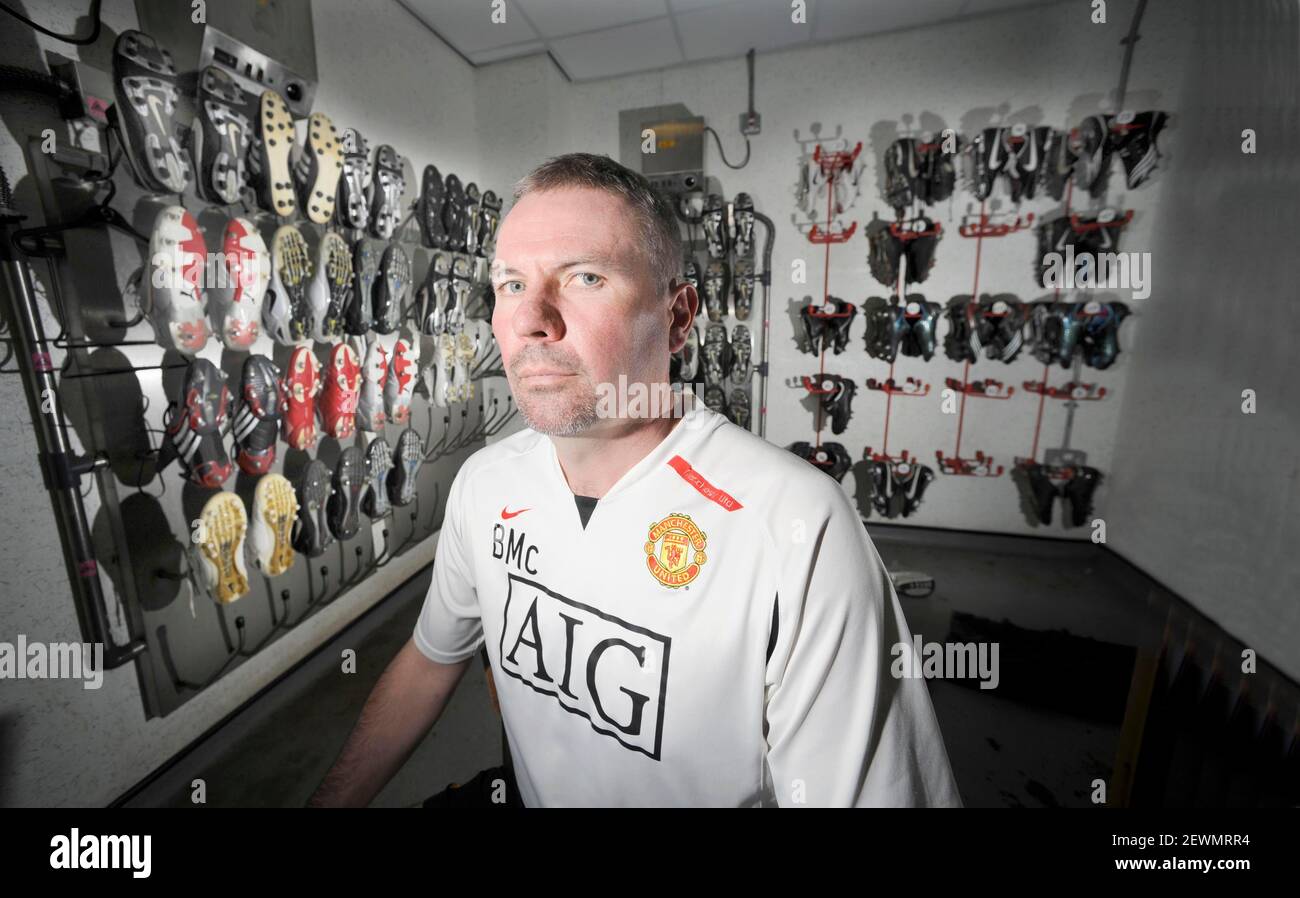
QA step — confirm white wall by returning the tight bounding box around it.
[1104,0,1300,682]
[472,0,1195,537]
[312,0,482,188]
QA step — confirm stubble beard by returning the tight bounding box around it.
[514,374,600,436]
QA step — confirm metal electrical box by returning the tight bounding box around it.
[136,0,318,116]
[618,103,704,196]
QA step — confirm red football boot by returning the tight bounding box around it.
[146,205,209,355]
[213,217,270,350]
[280,345,321,450]
[320,341,361,439]
[383,327,420,426]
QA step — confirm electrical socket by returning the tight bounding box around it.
[740,111,762,136]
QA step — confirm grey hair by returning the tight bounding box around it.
[512,153,683,296]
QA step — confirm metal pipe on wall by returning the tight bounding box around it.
[0,212,146,670]
[752,208,775,438]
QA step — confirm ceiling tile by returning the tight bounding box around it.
[675,0,815,62]
[668,0,741,12]
[961,0,1059,14]
[812,0,966,41]
[516,0,671,39]
[548,16,684,81]
[467,40,549,65]
[410,0,1061,79]
[401,0,539,54]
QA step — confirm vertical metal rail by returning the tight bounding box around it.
[0,208,145,669]
[1060,0,1148,451]
[1115,0,1150,113]
[752,209,775,438]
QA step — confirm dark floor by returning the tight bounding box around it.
[871,529,1159,808]
[119,527,1297,808]
[121,566,500,808]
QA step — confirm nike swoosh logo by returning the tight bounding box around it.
[147,94,168,137]
[988,131,1002,169]
[1024,133,1039,172]
[501,506,530,520]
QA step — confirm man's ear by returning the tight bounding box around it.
[667,280,697,354]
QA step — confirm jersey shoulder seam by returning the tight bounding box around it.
[460,429,550,482]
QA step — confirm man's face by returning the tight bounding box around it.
[490,186,693,436]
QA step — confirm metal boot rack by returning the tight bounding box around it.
[0,141,501,717]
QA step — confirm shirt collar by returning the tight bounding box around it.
[544,402,723,503]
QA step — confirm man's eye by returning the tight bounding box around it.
[575,272,603,288]
[497,281,524,294]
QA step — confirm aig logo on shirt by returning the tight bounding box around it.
[499,574,670,760]
[643,513,707,588]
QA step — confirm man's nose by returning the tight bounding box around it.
[510,279,565,342]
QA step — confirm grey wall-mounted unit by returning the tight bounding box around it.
[619,103,704,197]
[136,0,318,116]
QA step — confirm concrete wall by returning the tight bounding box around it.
[1104,0,1300,683]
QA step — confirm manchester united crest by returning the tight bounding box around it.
[644,513,707,588]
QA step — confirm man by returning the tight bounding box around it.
[310,153,960,808]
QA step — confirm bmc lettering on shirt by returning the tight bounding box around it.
[492,523,540,575]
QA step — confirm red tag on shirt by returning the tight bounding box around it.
[667,455,744,512]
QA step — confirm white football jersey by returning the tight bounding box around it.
[413,403,961,807]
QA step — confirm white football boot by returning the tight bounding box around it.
[309,230,352,343]
[293,111,343,225]
[433,331,456,407]
[262,224,313,346]
[355,332,393,432]
[247,472,298,578]
[146,205,209,355]
[254,88,296,218]
[211,217,270,350]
